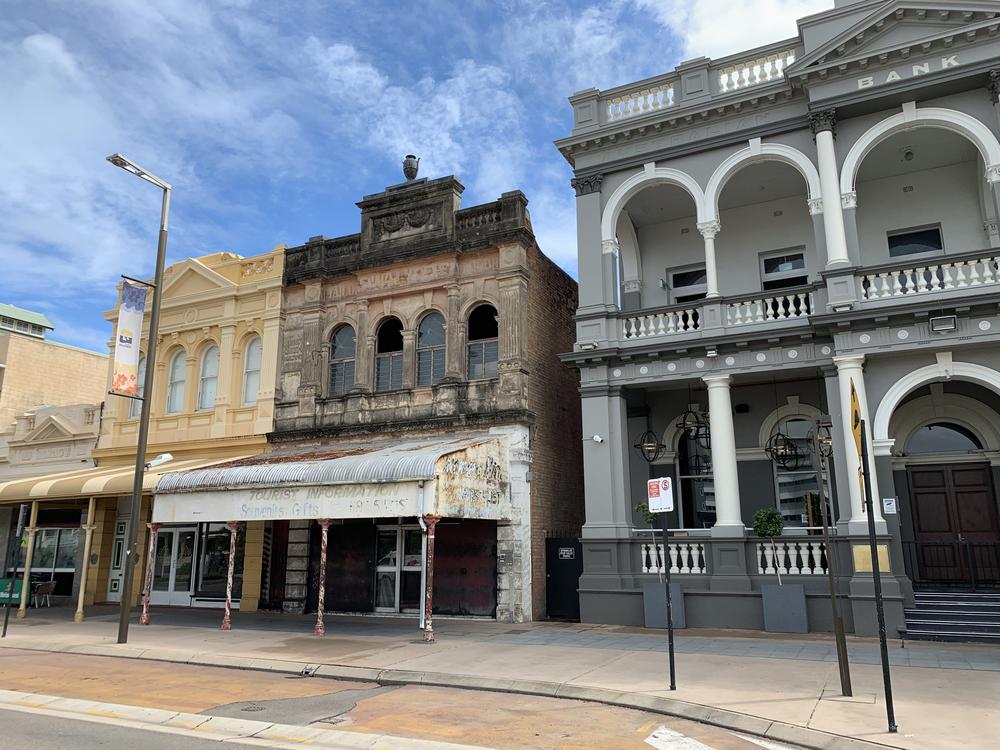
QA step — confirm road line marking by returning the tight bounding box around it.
[645,726,715,750]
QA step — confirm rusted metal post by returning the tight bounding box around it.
[221,521,241,631]
[139,522,160,625]
[74,497,98,623]
[314,519,331,636]
[422,515,440,643]
[17,501,39,620]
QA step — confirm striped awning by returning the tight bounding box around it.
[0,455,254,503]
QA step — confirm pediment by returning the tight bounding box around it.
[20,414,77,444]
[788,3,1000,78]
[162,260,232,298]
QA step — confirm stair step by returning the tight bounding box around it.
[914,592,1000,602]
[903,630,1000,644]
[905,620,1000,634]
[904,610,1000,623]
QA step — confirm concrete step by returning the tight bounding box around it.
[904,610,1000,624]
[903,629,1000,644]
[905,619,1000,635]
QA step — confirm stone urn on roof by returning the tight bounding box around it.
[403,154,420,181]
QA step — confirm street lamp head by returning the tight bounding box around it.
[106,153,171,190]
[145,453,174,470]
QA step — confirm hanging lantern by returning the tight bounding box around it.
[807,423,834,459]
[633,429,666,463]
[766,429,803,470]
[676,407,709,445]
[688,453,712,475]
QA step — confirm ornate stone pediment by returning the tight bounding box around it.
[788,3,1000,84]
[162,259,233,298]
[371,204,441,242]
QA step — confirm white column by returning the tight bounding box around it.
[601,239,620,309]
[703,375,743,537]
[810,111,851,269]
[833,355,886,535]
[696,221,721,298]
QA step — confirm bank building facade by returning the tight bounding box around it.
[558,0,1000,639]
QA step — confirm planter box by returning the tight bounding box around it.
[641,579,686,629]
[762,583,808,633]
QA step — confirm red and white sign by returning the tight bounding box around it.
[646,477,674,513]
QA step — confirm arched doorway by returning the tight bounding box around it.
[891,382,1000,589]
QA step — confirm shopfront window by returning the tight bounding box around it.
[196,523,244,598]
[12,527,80,596]
[678,429,715,528]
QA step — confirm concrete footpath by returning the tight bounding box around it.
[2,607,998,750]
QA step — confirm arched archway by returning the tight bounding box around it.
[873,359,1000,454]
[601,167,708,305]
[705,139,822,223]
[840,103,1000,197]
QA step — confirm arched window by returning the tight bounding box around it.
[770,417,829,528]
[416,312,445,386]
[241,336,262,406]
[375,318,404,392]
[467,304,498,380]
[166,351,186,414]
[678,427,714,529]
[329,325,356,396]
[907,422,982,454]
[197,345,219,411]
[129,356,146,419]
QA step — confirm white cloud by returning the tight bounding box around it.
[635,0,832,60]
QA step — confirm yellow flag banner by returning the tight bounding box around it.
[850,379,863,461]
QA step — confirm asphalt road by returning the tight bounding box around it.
[0,707,256,749]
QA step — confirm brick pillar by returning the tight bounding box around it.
[282,519,311,613]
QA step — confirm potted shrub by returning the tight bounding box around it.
[753,507,808,633]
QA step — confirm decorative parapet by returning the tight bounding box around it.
[715,48,797,93]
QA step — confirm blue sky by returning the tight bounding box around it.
[0,0,828,351]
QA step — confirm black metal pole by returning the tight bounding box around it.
[813,427,851,696]
[117,186,170,645]
[859,420,897,733]
[2,504,28,638]
[661,511,676,691]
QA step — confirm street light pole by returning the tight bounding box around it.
[107,154,171,645]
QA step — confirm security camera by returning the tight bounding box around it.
[591,434,605,443]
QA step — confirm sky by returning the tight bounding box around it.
[0,0,831,352]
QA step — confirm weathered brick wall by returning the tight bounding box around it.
[524,246,583,618]
[0,334,108,433]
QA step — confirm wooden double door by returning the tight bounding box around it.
[908,463,1000,586]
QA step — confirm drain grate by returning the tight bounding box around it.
[241,703,266,712]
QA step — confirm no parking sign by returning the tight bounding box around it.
[646,477,674,513]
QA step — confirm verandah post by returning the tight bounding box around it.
[139,522,160,625]
[314,519,332,636]
[221,521,241,631]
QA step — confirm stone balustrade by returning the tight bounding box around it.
[605,82,675,122]
[725,290,813,326]
[860,253,1000,301]
[640,540,708,575]
[622,307,700,340]
[756,539,828,576]
[716,48,797,93]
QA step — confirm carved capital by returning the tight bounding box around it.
[985,219,999,237]
[808,109,837,137]
[571,173,604,196]
[696,220,721,240]
[601,238,620,255]
[807,197,823,215]
[622,279,642,294]
[986,164,1000,184]
[989,70,1000,104]
[841,191,857,210]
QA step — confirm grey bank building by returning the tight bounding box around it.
[558,0,1000,639]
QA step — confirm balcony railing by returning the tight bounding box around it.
[715,48,797,93]
[641,541,708,575]
[623,305,700,340]
[725,290,813,326]
[860,251,1000,301]
[756,539,828,576]
[606,82,675,123]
